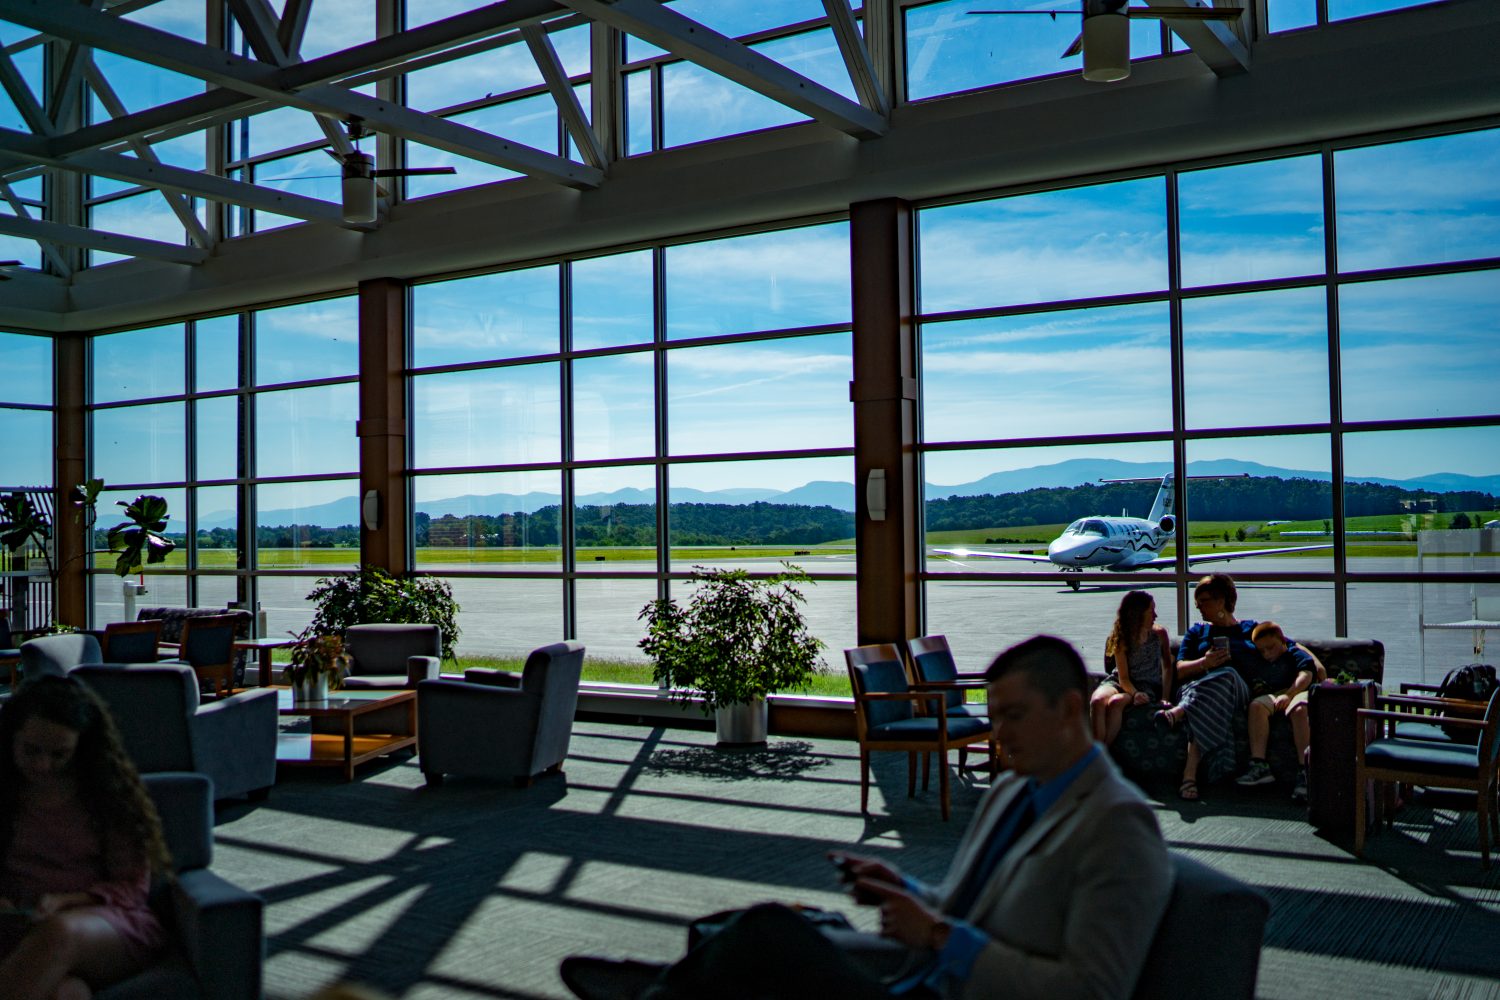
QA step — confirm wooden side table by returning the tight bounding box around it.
[232,637,299,687]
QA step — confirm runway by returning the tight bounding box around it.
[94,554,1493,692]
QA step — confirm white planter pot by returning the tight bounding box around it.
[715,698,768,746]
[292,672,329,703]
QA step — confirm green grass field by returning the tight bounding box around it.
[190,545,854,570]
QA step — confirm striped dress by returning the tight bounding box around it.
[1175,621,1258,783]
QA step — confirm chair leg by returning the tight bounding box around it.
[1354,773,1367,857]
[907,752,917,798]
[860,749,870,814]
[939,751,951,822]
[1478,781,1491,870]
[921,751,931,791]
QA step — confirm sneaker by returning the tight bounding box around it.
[560,956,668,1000]
[1291,770,1309,803]
[1236,759,1275,787]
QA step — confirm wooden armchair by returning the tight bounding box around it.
[102,618,165,663]
[845,643,993,821]
[905,634,1000,776]
[1355,689,1500,868]
[163,614,240,698]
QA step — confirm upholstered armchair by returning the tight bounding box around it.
[342,623,443,690]
[417,641,585,787]
[18,631,104,682]
[74,664,278,802]
[97,772,264,1000]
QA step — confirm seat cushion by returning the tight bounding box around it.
[341,674,412,690]
[869,715,989,742]
[946,703,988,720]
[1365,736,1480,778]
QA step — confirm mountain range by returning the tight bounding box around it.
[188,458,1500,531]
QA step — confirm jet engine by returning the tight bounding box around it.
[1157,514,1176,535]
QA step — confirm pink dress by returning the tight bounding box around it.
[0,794,166,963]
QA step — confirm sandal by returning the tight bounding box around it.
[1179,779,1200,801]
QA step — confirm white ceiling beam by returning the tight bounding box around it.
[224,0,356,157]
[82,61,214,249]
[1146,0,1251,76]
[520,24,607,170]
[0,213,208,265]
[277,0,314,56]
[0,46,51,136]
[821,0,888,117]
[555,0,888,139]
[0,127,350,225]
[0,178,71,277]
[0,0,600,188]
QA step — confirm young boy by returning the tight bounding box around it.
[1237,620,1317,801]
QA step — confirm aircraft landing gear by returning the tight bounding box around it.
[1062,568,1082,591]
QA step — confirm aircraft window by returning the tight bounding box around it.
[1079,520,1109,536]
[1066,520,1085,533]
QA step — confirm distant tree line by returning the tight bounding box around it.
[415,502,855,548]
[924,476,1498,531]
[154,476,1493,551]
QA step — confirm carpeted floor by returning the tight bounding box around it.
[213,724,1500,1000]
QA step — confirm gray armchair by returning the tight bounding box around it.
[97,772,264,1000]
[417,641,585,787]
[18,631,104,682]
[342,623,443,690]
[74,664,278,802]
[1130,853,1270,999]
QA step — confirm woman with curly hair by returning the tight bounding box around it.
[1089,590,1173,744]
[0,675,171,1000]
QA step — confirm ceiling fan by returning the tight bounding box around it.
[971,0,1244,82]
[0,260,20,281]
[326,117,457,224]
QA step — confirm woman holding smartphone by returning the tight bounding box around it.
[1155,573,1257,800]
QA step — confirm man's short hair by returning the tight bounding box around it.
[1251,621,1285,643]
[1195,573,1238,614]
[984,634,1088,703]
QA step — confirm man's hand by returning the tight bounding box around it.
[857,880,946,950]
[1271,693,1291,713]
[1131,691,1150,706]
[828,851,901,889]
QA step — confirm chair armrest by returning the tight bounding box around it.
[407,655,441,685]
[911,679,987,691]
[168,868,264,1000]
[1358,708,1486,728]
[859,690,948,716]
[1400,683,1443,694]
[463,668,523,688]
[1374,694,1486,714]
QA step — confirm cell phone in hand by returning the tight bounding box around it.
[1211,637,1230,654]
[830,853,858,882]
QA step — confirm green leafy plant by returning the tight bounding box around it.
[303,567,462,663]
[105,494,176,577]
[638,564,823,714]
[282,632,351,689]
[0,492,54,580]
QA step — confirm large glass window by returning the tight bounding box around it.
[917,125,1500,661]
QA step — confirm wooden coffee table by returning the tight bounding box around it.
[275,687,417,781]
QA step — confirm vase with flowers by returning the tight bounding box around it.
[282,632,349,703]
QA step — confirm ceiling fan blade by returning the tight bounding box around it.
[323,147,344,164]
[369,166,458,178]
[0,260,20,266]
[1061,32,1084,57]
[1128,5,1243,18]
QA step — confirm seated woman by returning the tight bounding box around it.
[0,675,171,1000]
[1090,590,1173,745]
[1155,573,1257,800]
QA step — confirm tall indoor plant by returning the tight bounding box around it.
[303,566,462,664]
[638,564,823,745]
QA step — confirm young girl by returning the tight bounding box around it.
[1090,591,1173,745]
[0,675,171,1000]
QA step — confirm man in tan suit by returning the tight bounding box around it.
[562,634,1173,1000]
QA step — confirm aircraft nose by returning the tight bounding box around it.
[1048,538,1086,563]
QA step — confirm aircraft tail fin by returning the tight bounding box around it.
[1147,474,1175,524]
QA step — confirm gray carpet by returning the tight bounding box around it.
[211,724,1500,1000]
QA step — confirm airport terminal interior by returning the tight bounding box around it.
[1,0,1499,996]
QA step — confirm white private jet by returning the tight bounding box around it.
[933,474,1334,589]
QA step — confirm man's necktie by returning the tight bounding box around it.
[948,788,1038,918]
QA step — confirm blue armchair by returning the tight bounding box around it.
[18,631,104,682]
[97,772,264,1000]
[342,623,443,690]
[74,664,278,802]
[417,641,585,787]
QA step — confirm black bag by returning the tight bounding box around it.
[1436,663,1497,744]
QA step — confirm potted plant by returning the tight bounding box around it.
[638,564,824,745]
[282,632,350,703]
[303,567,462,664]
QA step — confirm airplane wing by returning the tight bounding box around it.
[1182,543,1335,566]
[931,547,1055,564]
